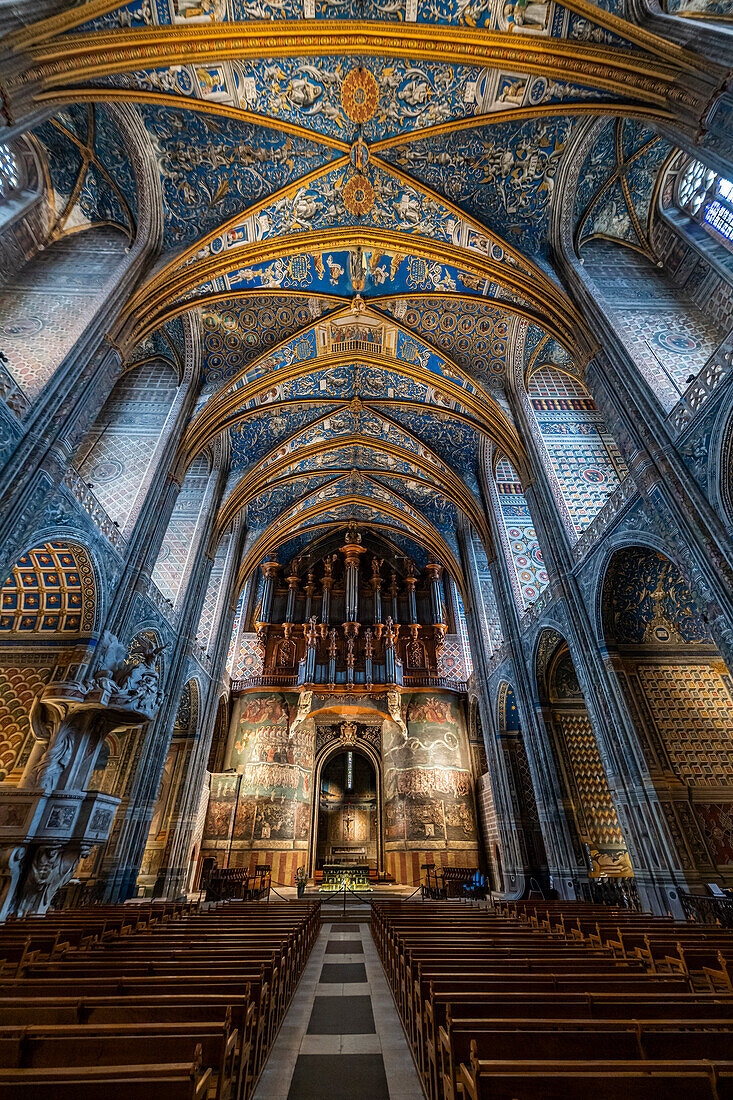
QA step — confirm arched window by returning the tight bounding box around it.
[0,146,20,201]
[678,159,733,246]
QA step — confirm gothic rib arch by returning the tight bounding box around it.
[178,359,524,480]
[6,22,722,127]
[189,297,513,433]
[235,493,465,596]
[3,0,716,71]
[38,88,682,162]
[114,229,593,362]
[145,154,544,285]
[215,435,491,547]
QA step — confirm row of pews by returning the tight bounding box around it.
[0,897,320,1098]
[371,897,733,1100]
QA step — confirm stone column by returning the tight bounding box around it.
[505,385,689,913]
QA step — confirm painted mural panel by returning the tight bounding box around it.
[222,691,313,851]
[382,692,478,875]
[202,773,239,840]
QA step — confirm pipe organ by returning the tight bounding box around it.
[253,524,450,689]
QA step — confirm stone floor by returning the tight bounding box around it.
[253,918,424,1099]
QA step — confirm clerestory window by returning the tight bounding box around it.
[0,145,20,202]
[678,158,733,246]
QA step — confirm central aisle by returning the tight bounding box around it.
[253,915,424,1099]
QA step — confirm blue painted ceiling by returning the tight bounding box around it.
[37,0,670,560]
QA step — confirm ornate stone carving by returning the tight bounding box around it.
[386,689,408,741]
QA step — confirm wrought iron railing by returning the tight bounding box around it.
[680,891,733,928]
[576,876,642,911]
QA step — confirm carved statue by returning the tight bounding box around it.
[328,627,338,658]
[92,630,127,685]
[26,698,75,793]
[363,628,374,659]
[15,843,93,917]
[344,520,362,545]
[386,690,408,742]
[113,636,167,713]
[385,616,397,648]
[305,615,319,646]
[290,690,312,737]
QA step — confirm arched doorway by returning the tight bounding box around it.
[310,741,383,878]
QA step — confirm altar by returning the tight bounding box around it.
[320,863,371,891]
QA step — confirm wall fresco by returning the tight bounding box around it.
[382,692,478,881]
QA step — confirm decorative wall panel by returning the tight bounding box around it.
[529,366,627,533]
[636,664,733,786]
[77,361,178,528]
[0,229,127,401]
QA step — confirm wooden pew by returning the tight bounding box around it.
[0,898,320,1100]
[458,1048,733,1100]
[440,1019,733,1100]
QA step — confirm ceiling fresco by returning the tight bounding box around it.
[574,118,673,255]
[202,295,337,385]
[18,0,687,575]
[33,104,138,239]
[139,104,341,245]
[380,116,575,254]
[70,0,635,37]
[377,296,509,386]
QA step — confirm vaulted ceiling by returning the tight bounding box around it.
[10,0,705,578]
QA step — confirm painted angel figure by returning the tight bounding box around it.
[503,0,549,31]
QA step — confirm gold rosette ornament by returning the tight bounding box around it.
[343,175,375,216]
[341,67,379,124]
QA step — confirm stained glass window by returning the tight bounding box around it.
[679,158,733,244]
[0,146,19,200]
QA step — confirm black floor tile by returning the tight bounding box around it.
[325,939,363,954]
[319,962,367,984]
[307,995,375,1034]
[287,1054,388,1099]
[330,922,360,930]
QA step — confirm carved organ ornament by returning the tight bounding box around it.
[251,531,451,689]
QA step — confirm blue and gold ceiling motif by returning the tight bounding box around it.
[574,118,673,258]
[18,0,696,579]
